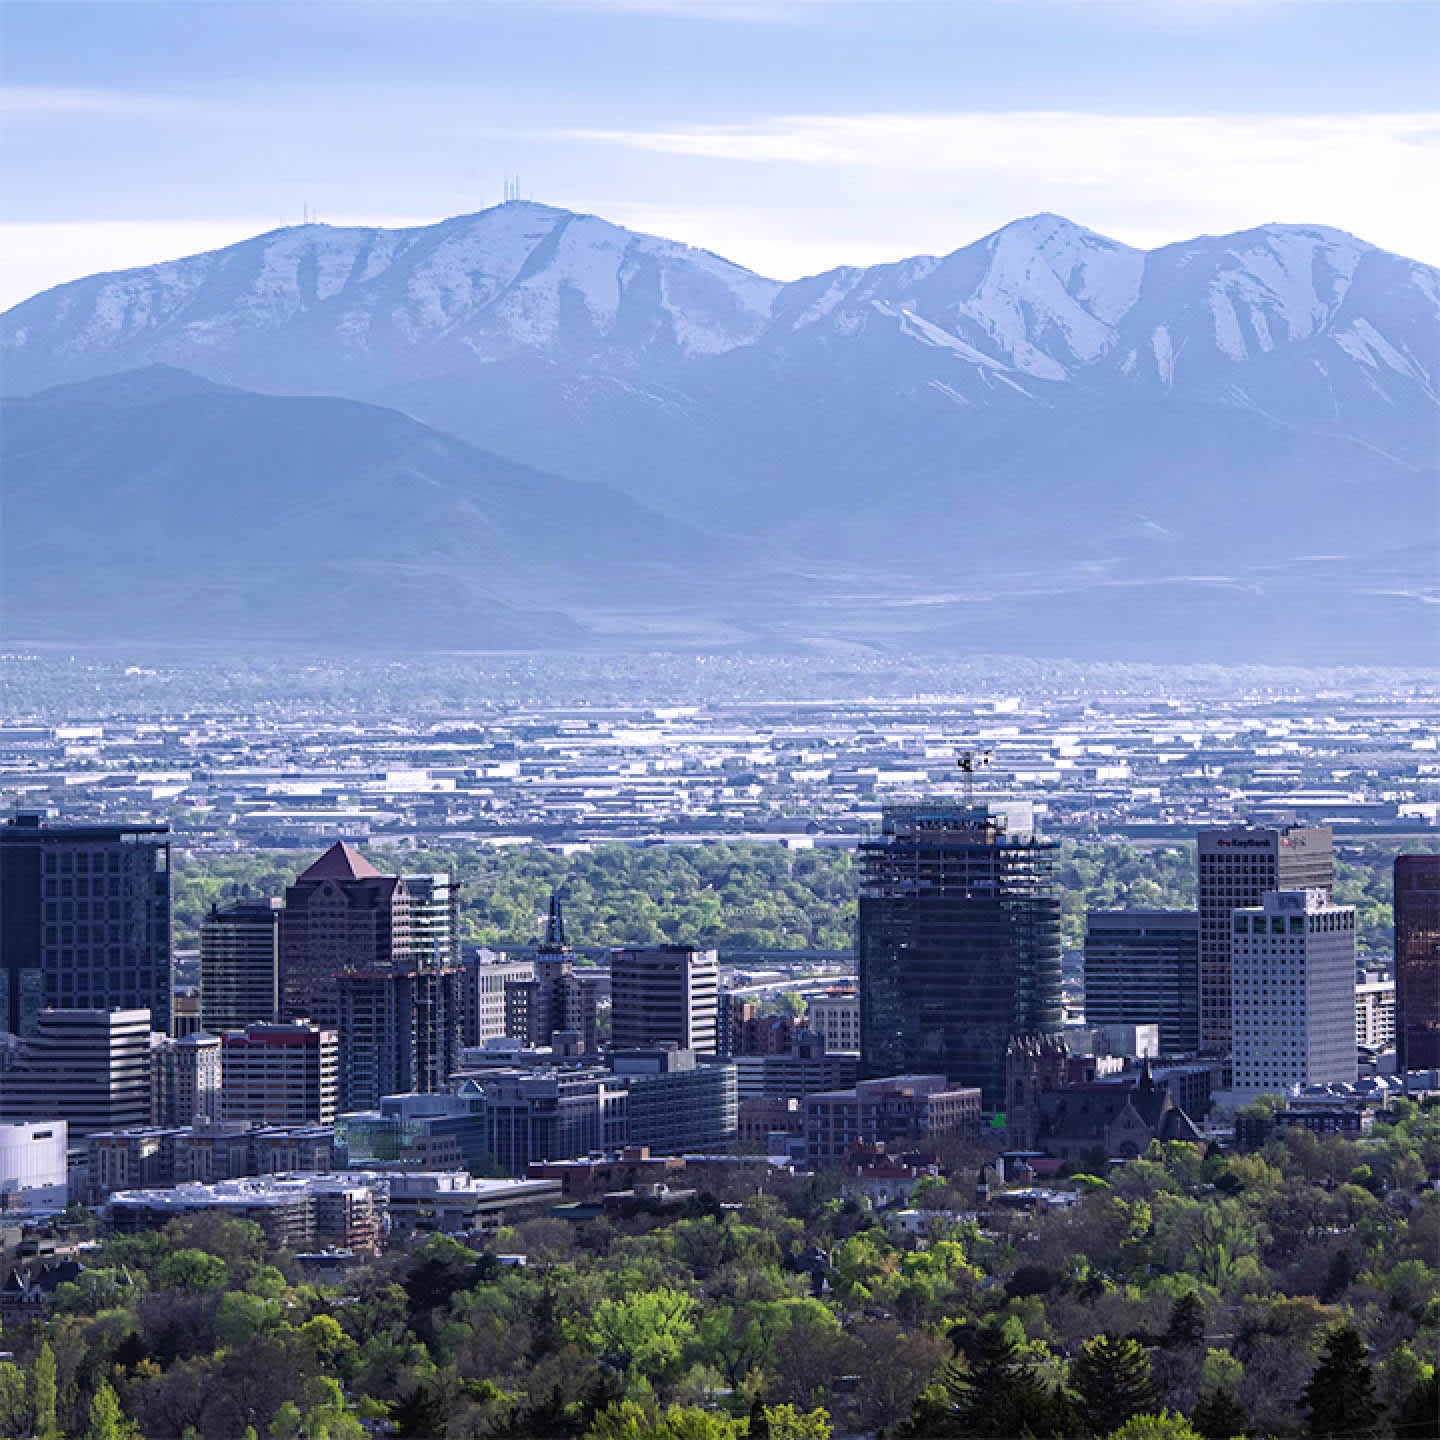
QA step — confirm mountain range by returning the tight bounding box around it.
[2,202,1436,660]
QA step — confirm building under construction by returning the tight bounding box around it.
[858,803,1062,1111]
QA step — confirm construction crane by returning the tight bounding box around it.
[957,748,992,802]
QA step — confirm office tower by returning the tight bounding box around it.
[807,990,861,1053]
[468,1067,629,1175]
[0,1009,152,1137]
[611,945,719,1054]
[1230,890,1356,1098]
[858,803,1061,1109]
[610,1047,739,1155]
[1394,854,1440,1071]
[466,951,535,1047]
[200,898,281,1032]
[221,1022,340,1126]
[1197,824,1332,1052]
[278,843,410,1026]
[0,813,172,1036]
[335,967,465,1111]
[505,898,597,1052]
[151,1031,222,1125]
[1355,966,1396,1052]
[404,874,461,969]
[1084,910,1200,1054]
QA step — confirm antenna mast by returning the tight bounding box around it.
[957,748,992,803]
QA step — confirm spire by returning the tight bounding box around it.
[542,893,567,949]
[1139,1054,1155,1091]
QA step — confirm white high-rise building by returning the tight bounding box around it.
[1231,890,1357,1099]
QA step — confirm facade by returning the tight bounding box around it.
[1197,824,1333,1052]
[611,1047,739,1154]
[1355,967,1397,1051]
[336,1089,488,1171]
[277,842,410,1026]
[807,991,861,1053]
[151,1031,222,1126]
[805,1074,982,1167]
[0,1008,151,1137]
[733,1031,860,1100]
[0,1120,67,1210]
[859,804,1062,1109]
[221,1022,340,1126]
[610,945,719,1054]
[1394,854,1440,1071]
[1231,890,1357,1099]
[107,1174,386,1252]
[335,967,464,1112]
[467,1067,628,1176]
[504,899,597,1052]
[385,1172,562,1241]
[1083,910,1200,1054]
[0,813,172,1036]
[200,898,280,1032]
[404,874,461,970]
[467,951,534,1046]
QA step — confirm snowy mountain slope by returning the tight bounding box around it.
[0,202,781,393]
[2,206,1435,660]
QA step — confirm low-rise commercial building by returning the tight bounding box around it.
[805,1075,982,1167]
[610,1047,738,1155]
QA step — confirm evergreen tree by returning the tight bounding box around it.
[912,1322,1071,1438]
[1392,1371,1439,1440]
[1301,1326,1380,1440]
[1190,1388,1247,1440]
[1072,1334,1158,1438]
[1163,1294,1206,1351]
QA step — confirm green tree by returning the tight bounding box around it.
[1162,1294,1205,1350]
[1190,1389,1247,1440]
[155,1247,229,1291]
[1104,1414,1201,1440]
[0,1360,27,1438]
[86,1382,141,1440]
[1301,1326,1380,1439]
[587,1288,699,1383]
[906,1321,1068,1438]
[1071,1335,1158,1438]
[762,1404,831,1440]
[33,1340,59,1440]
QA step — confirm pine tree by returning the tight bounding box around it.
[1071,1334,1158,1438]
[1163,1294,1206,1351]
[1191,1388,1248,1440]
[1301,1326,1380,1440]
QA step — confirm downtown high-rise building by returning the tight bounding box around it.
[334,967,465,1111]
[1230,889,1357,1098]
[505,898,598,1052]
[404,873,461,970]
[610,945,719,1055]
[0,1008,153,1136]
[1394,854,1440,1072]
[0,814,172,1036]
[221,1021,340,1127]
[277,842,410,1026]
[1197,824,1332,1053]
[858,803,1062,1109]
[1084,910,1200,1054]
[200,897,281,1033]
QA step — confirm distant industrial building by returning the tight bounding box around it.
[1197,824,1332,1052]
[1394,854,1440,1071]
[610,945,718,1054]
[1231,890,1357,1099]
[1083,910,1200,1054]
[859,804,1061,1109]
[0,813,172,1036]
[200,898,280,1032]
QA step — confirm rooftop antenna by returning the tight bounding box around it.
[957,749,992,803]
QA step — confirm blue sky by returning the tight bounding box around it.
[2,0,1437,307]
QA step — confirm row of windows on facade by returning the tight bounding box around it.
[1233,913,1354,934]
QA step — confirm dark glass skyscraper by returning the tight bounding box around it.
[858,804,1061,1109]
[1394,854,1440,1072]
[0,814,172,1035]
